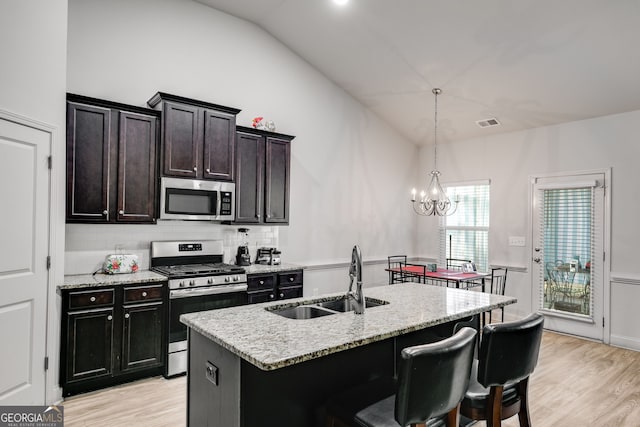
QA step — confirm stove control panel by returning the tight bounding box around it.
[179,243,202,252]
[169,274,248,290]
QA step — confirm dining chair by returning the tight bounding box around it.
[401,262,426,284]
[486,267,508,323]
[388,255,407,284]
[446,257,472,271]
[460,312,544,427]
[325,327,477,427]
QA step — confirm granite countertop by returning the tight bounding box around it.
[243,262,304,275]
[60,270,168,290]
[181,283,516,371]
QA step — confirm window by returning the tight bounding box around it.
[439,182,490,272]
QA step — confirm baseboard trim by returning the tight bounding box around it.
[609,334,640,352]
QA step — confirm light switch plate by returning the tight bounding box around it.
[509,236,526,247]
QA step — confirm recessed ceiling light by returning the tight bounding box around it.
[333,0,349,6]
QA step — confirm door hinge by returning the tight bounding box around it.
[44,356,49,371]
[46,256,51,270]
[602,317,605,328]
[47,156,52,169]
[603,251,606,262]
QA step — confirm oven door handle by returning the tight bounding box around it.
[170,284,248,299]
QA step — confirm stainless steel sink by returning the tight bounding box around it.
[271,305,337,320]
[315,297,388,312]
[267,296,389,319]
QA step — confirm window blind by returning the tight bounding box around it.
[439,184,490,272]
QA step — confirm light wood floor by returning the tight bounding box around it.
[62,331,640,426]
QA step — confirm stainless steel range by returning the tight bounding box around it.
[150,240,247,377]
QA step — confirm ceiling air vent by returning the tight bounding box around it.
[476,118,501,128]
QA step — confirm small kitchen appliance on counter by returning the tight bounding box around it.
[270,250,281,265]
[236,245,251,266]
[255,247,274,265]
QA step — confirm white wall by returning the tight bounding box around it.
[66,0,417,277]
[417,110,640,350]
[0,0,68,404]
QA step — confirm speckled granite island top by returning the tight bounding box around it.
[181,283,516,371]
[60,270,167,289]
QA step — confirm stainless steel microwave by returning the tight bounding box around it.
[159,177,235,221]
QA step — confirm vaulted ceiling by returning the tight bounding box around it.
[195,0,640,145]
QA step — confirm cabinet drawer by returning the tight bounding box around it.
[124,284,164,303]
[277,285,302,300]
[68,289,114,310]
[248,274,276,291]
[278,270,303,286]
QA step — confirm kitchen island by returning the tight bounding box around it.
[181,283,516,426]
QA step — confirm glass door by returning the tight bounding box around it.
[531,172,607,340]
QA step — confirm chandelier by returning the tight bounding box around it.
[411,88,459,216]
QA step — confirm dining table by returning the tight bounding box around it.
[385,265,488,290]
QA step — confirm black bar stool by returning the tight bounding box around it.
[460,312,544,427]
[325,327,477,427]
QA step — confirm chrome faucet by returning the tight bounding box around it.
[347,245,365,314]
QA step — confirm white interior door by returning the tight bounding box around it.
[0,114,50,404]
[531,171,607,341]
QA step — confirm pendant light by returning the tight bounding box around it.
[411,88,459,216]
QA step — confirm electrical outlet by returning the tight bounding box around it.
[508,236,526,247]
[206,361,218,385]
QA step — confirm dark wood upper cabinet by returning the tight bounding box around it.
[235,131,264,223]
[66,94,159,224]
[147,92,240,181]
[235,126,294,225]
[265,136,291,223]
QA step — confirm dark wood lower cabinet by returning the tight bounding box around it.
[121,302,163,372]
[65,308,114,383]
[60,282,167,397]
[246,270,303,304]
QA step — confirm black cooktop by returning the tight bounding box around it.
[152,263,245,278]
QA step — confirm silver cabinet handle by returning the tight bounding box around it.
[193,166,197,172]
[142,291,147,297]
[119,210,124,215]
[259,280,264,285]
[102,210,108,215]
[289,277,294,282]
[90,296,96,302]
[269,294,275,299]
[107,315,113,321]
[124,313,130,319]
[206,168,210,173]
[279,293,284,298]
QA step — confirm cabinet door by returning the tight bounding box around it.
[163,102,201,178]
[66,102,111,222]
[117,111,158,222]
[235,131,264,223]
[121,302,164,372]
[65,308,114,383]
[202,110,235,181]
[264,137,291,224]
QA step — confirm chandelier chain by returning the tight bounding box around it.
[433,88,439,171]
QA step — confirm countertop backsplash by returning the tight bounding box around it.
[64,222,280,275]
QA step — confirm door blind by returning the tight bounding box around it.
[539,186,595,316]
